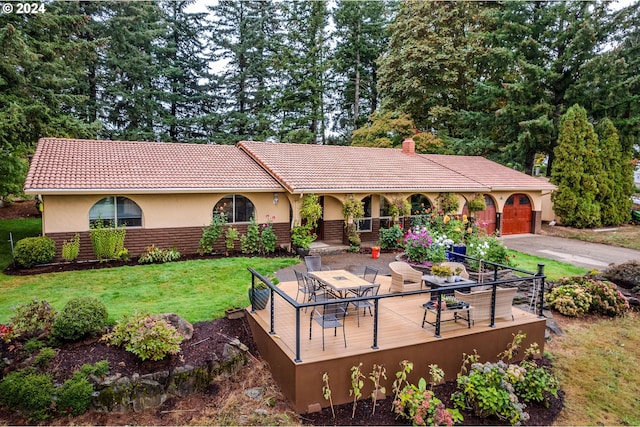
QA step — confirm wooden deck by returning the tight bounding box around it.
[247,275,547,413]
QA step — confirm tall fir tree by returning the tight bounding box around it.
[377,0,486,139]
[551,105,601,228]
[596,118,633,226]
[157,0,212,143]
[274,0,329,144]
[208,0,278,144]
[98,1,167,141]
[330,0,390,143]
[0,4,99,198]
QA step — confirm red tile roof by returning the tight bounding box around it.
[238,141,489,193]
[24,138,555,195]
[24,138,282,194]
[423,154,556,191]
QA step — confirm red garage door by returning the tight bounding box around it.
[502,194,532,235]
[463,195,497,235]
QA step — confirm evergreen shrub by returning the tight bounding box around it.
[52,297,108,341]
[13,236,56,268]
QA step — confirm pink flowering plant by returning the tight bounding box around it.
[546,276,629,317]
[404,226,446,265]
[393,377,462,426]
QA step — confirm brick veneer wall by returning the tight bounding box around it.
[47,222,292,262]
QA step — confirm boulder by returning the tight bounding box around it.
[156,313,194,340]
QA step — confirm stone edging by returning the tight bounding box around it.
[90,339,248,412]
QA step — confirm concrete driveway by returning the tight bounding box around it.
[501,234,640,270]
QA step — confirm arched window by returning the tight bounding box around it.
[89,197,142,227]
[214,195,255,223]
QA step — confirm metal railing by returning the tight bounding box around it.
[248,254,545,363]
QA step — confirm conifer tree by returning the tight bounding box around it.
[551,105,601,228]
[596,118,633,226]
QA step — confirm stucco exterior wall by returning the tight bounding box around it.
[41,192,291,234]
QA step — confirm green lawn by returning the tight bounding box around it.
[0,218,42,269]
[0,257,298,324]
[509,250,589,282]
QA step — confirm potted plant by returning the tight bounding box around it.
[291,224,315,256]
[431,265,453,284]
[248,273,278,310]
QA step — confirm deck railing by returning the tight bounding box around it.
[248,254,545,363]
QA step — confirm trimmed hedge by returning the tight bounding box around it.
[13,236,56,268]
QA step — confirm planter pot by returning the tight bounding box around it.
[432,276,446,285]
[451,244,467,262]
[225,307,245,319]
[445,276,456,283]
[295,247,310,257]
[248,288,270,310]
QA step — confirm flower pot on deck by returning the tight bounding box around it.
[248,288,270,310]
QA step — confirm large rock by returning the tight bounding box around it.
[156,313,194,340]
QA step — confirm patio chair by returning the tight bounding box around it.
[362,266,379,284]
[350,283,380,327]
[309,300,349,350]
[454,287,516,324]
[295,270,329,309]
[389,261,423,293]
[304,255,331,272]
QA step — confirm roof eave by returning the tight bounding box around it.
[25,187,284,195]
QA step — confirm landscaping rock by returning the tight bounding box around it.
[157,313,194,340]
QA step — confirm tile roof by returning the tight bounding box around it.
[423,154,556,191]
[24,138,282,194]
[237,141,489,193]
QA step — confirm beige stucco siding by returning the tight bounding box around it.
[41,192,290,234]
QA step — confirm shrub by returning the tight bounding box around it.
[79,360,110,377]
[260,216,277,254]
[13,236,56,268]
[452,361,529,425]
[61,233,80,262]
[103,312,182,361]
[393,377,461,426]
[56,372,93,416]
[52,297,108,341]
[90,218,127,262]
[465,235,516,270]
[23,338,45,354]
[0,324,15,343]
[10,298,57,340]
[546,276,629,317]
[379,224,404,250]
[199,212,226,254]
[545,283,592,317]
[33,347,57,369]
[0,369,55,421]
[240,217,261,254]
[138,245,182,264]
[510,360,559,406]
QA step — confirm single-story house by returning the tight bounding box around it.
[24,137,555,261]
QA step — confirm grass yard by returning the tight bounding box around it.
[548,312,640,426]
[509,250,589,282]
[0,257,298,324]
[0,218,42,269]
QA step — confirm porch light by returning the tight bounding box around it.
[273,193,279,205]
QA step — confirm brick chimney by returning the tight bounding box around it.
[402,137,415,155]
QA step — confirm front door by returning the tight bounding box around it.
[502,194,532,235]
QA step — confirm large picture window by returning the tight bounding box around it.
[89,197,142,227]
[214,195,255,223]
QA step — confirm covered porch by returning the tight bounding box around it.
[246,268,547,414]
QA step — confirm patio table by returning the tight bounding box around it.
[423,275,476,297]
[310,269,372,299]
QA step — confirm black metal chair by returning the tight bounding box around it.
[295,270,328,310]
[350,283,380,327]
[304,255,330,272]
[362,266,379,284]
[309,300,348,350]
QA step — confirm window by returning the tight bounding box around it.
[89,197,142,227]
[356,195,372,232]
[214,195,255,223]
